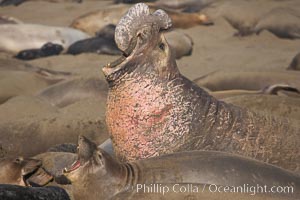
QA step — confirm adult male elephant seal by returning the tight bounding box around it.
[63,136,300,200]
[103,3,300,172]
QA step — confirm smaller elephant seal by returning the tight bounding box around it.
[0,184,71,200]
[67,35,121,55]
[15,42,63,60]
[36,76,108,108]
[254,7,300,39]
[63,136,300,200]
[287,52,300,71]
[0,24,89,53]
[0,157,43,185]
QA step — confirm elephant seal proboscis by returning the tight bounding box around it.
[103,3,300,173]
[63,136,300,200]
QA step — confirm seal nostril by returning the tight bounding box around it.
[159,43,165,51]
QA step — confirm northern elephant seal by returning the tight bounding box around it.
[71,4,212,35]
[103,3,300,172]
[37,77,108,108]
[16,42,63,60]
[254,7,300,39]
[193,71,300,91]
[63,136,300,200]
[0,24,89,53]
[0,157,42,185]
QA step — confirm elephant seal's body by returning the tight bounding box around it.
[64,136,300,200]
[103,4,300,173]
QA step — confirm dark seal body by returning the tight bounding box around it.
[104,3,300,172]
[0,184,70,200]
[16,42,63,60]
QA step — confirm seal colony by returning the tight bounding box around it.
[103,3,300,173]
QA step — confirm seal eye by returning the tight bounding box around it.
[159,43,165,51]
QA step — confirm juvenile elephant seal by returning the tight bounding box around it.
[0,24,89,53]
[16,42,63,60]
[193,71,300,91]
[67,36,121,55]
[64,136,300,200]
[254,7,300,39]
[0,157,42,185]
[37,77,108,108]
[103,3,300,172]
[71,4,212,35]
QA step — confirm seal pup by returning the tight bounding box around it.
[67,35,121,55]
[16,42,63,60]
[0,24,89,53]
[103,3,300,172]
[63,136,300,200]
[71,4,212,35]
[0,157,42,185]
[254,7,300,39]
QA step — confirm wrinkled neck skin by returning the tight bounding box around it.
[105,24,299,171]
[68,150,140,200]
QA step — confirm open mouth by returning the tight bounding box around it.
[63,159,81,173]
[102,36,139,78]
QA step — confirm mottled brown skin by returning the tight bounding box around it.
[0,157,42,185]
[103,8,300,172]
[64,136,300,200]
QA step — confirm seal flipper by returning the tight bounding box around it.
[25,168,53,186]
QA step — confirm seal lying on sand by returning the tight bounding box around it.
[63,136,300,200]
[0,157,42,185]
[0,24,89,53]
[16,42,63,60]
[37,77,108,108]
[254,7,300,39]
[103,3,300,172]
[71,4,212,35]
[193,71,300,91]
